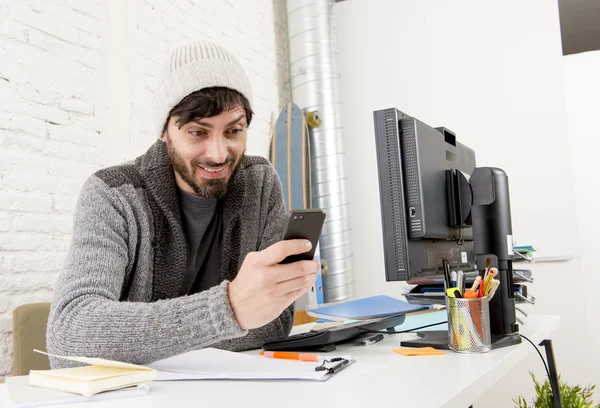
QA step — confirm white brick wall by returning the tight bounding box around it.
[120,0,290,160]
[0,0,290,377]
[0,0,107,377]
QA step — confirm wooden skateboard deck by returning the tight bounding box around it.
[270,103,312,211]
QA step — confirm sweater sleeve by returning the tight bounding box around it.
[46,175,247,367]
[211,167,294,352]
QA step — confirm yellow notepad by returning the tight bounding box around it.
[29,350,156,397]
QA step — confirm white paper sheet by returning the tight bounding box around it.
[148,348,353,382]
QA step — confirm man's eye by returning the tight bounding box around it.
[189,130,207,137]
[227,128,243,135]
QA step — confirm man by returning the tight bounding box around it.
[46,40,318,367]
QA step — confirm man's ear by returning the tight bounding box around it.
[160,119,169,142]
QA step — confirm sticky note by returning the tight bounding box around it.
[393,347,445,356]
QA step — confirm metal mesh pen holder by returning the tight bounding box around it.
[446,296,492,353]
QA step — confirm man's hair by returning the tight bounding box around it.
[164,87,253,132]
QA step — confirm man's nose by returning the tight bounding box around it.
[205,136,228,164]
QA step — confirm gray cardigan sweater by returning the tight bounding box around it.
[46,140,294,368]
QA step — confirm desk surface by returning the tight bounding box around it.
[0,313,559,408]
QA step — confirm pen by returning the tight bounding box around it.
[442,259,451,289]
[260,351,319,362]
[478,271,487,298]
[361,333,384,346]
[450,271,457,288]
[457,270,464,293]
[483,268,497,295]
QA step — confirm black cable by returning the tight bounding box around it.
[357,320,448,335]
[519,333,551,379]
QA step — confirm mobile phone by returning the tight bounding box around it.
[280,209,326,264]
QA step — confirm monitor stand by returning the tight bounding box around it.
[400,331,521,350]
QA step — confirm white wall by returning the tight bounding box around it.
[0,0,107,377]
[563,50,600,392]
[0,0,290,377]
[104,0,291,165]
[333,0,596,405]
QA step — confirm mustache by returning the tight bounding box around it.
[193,155,235,168]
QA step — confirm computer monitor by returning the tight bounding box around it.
[372,108,477,282]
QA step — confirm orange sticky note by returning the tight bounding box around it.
[393,347,445,356]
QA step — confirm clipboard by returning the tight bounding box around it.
[148,348,355,382]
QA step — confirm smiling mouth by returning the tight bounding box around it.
[196,163,231,179]
[199,164,227,173]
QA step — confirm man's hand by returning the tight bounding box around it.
[228,239,319,330]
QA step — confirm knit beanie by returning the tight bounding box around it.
[151,40,253,137]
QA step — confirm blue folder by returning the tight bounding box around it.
[308,295,429,320]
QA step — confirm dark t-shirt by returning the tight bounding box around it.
[178,189,223,295]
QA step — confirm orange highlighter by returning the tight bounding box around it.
[260,351,319,362]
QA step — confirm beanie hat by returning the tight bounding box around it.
[151,40,253,137]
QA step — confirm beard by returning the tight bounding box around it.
[165,137,241,199]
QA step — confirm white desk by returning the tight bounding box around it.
[0,313,559,408]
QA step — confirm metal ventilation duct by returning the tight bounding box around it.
[286,0,355,302]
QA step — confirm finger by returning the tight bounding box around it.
[271,260,320,283]
[260,239,312,265]
[282,286,310,305]
[275,273,317,297]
